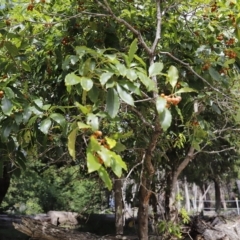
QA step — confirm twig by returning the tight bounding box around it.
[160,51,239,102]
[130,106,154,129]
[95,0,151,55]
[150,0,162,55]
[200,147,235,154]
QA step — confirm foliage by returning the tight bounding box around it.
[1,0,240,238]
[2,163,102,214]
[158,220,182,239]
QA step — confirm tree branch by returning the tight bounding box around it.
[95,0,152,55]
[151,0,162,54]
[173,146,195,182]
[130,106,154,129]
[160,51,237,101]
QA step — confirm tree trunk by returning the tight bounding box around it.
[165,172,178,222]
[184,177,190,212]
[0,163,11,206]
[214,179,221,214]
[138,177,151,239]
[165,147,195,222]
[13,217,100,240]
[176,181,181,210]
[137,128,161,239]
[114,177,123,235]
[236,180,240,194]
[192,183,198,212]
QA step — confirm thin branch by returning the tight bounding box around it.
[174,146,195,182]
[160,51,239,102]
[200,147,235,154]
[151,0,162,54]
[125,157,144,181]
[130,106,154,129]
[95,0,151,55]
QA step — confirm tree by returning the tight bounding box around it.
[1,0,240,239]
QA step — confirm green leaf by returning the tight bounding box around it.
[167,66,179,88]
[87,113,99,130]
[5,41,18,56]
[1,119,13,142]
[98,146,112,167]
[22,61,31,71]
[224,58,235,67]
[77,122,91,129]
[88,85,100,103]
[16,151,26,170]
[192,140,200,151]
[100,72,114,86]
[87,151,102,173]
[4,87,15,99]
[50,113,66,128]
[23,130,32,144]
[106,88,120,118]
[208,67,222,81]
[159,108,172,131]
[137,72,155,91]
[105,137,117,149]
[75,102,92,114]
[113,142,126,152]
[33,98,43,109]
[116,63,127,76]
[211,103,221,114]
[39,118,52,134]
[111,162,122,178]
[65,73,82,85]
[148,62,164,77]
[111,151,127,171]
[126,69,138,81]
[42,104,51,111]
[22,107,32,124]
[68,128,77,160]
[98,166,112,190]
[175,87,197,94]
[156,96,167,113]
[128,38,138,63]
[14,112,23,125]
[134,55,146,69]
[122,81,141,96]
[116,84,135,106]
[80,77,93,91]
[1,97,13,115]
[89,136,101,151]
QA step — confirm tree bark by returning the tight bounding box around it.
[137,128,161,239]
[0,163,11,206]
[114,177,123,235]
[192,183,198,212]
[165,147,195,222]
[214,179,221,214]
[13,217,104,240]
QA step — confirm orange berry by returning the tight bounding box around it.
[94,131,103,138]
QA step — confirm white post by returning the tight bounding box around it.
[236,198,239,215]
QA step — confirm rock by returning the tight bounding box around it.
[203,222,240,240]
[47,211,79,226]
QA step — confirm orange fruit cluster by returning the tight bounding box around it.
[160,94,182,108]
[225,38,235,46]
[224,49,237,59]
[202,62,210,71]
